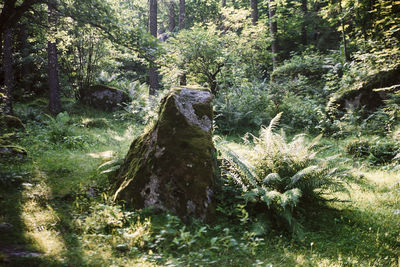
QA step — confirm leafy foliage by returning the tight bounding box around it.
[345,137,399,165]
[218,113,349,235]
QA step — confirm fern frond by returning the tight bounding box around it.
[218,145,258,188]
[308,134,323,149]
[267,112,283,133]
[263,173,281,186]
[288,165,319,188]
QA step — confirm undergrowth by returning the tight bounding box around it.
[0,103,399,266]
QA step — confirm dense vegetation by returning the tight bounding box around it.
[1,0,399,266]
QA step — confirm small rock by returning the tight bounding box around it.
[0,222,14,231]
[0,115,25,130]
[115,244,129,252]
[21,183,33,188]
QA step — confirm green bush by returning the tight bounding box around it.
[218,113,348,234]
[271,52,329,86]
[345,137,399,164]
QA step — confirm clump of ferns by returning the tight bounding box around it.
[217,113,349,235]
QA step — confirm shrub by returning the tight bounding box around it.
[218,113,348,234]
[345,137,399,164]
[271,51,329,86]
[213,82,273,134]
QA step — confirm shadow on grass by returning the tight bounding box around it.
[0,156,93,267]
[296,202,398,265]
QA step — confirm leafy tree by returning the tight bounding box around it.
[161,24,225,94]
[161,9,271,94]
[0,0,45,34]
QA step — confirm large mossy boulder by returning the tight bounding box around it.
[328,65,400,113]
[80,84,130,111]
[112,87,216,221]
[0,115,25,130]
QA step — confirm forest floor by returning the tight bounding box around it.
[0,101,399,266]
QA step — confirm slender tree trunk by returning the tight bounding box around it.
[250,0,258,25]
[301,0,307,45]
[268,0,278,68]
[149,0,159,95]
[3,28,14,114]
[222,0,226,7]
[0,31,3,76]
[339,0,349,62]
[178,0,186,85]
[168,1,176,32]
[19,23,32,91]
[179,0,186,30]
[0,32,3,89]
[48,0,62,115]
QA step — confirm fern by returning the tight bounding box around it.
[217,112,349,235]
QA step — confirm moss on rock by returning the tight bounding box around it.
[80,84,130,111]
[0,115,25,130]
[112,87,216,221]
[328,65,400,114]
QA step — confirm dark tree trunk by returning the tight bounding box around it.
[301,0,307,45]
[268,0,278,68]
[149,0,159,95]
[179,0,186,30]
[178,0,187,85]
[179,72,186,86]
[168,1,176,32]
[222,0,226,7]
[3,28,14,115]
[0,32,3,84]
[149,0,157,37]
[19,23,32,91]
[47,0,62,115]
[339,0,349,62]
[250,0,258,25]
[0,0,45,35]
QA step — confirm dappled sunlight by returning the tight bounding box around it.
[88,150,115,160]
[20,180,66,259]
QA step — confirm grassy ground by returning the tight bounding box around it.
[0,102,399,266]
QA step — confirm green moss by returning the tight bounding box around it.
[172,85,211,92]
[328,64,400,113]
[80,84,130,111]
[112,88,216,220]
[0,115,25,131]
[0,145,27,157]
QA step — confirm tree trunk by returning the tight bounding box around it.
[339,0,349,62]
[268,0,278,68]
[19,23,32,91]
[179,72,186,86]
[178,0,187,85]
[250,0,258,25]
[222,0,226,7]
[301,0,307,45]
[0,32,3,88]
[0,0,44,35]
[48,0,62,115]
[179,0,186,30]
[149,0,159,95]
[3,28,14,115]
[168,1,176,32]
